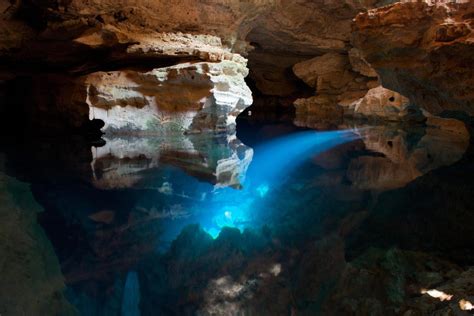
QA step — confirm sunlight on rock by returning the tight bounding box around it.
[420,288,453,301]
[200,276,249,315]
[459,299,474,311]
[269,263,282,277]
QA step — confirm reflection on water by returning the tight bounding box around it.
[0,121,473,315]
[91,134,253,190]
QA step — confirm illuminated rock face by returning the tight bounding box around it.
[353,1,474,115]
[85,60,252,135]
[24,59,252,135]
[352,86,424,121]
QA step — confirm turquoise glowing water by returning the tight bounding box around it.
[200,129,360,239]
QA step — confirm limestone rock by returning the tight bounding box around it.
[353,86,423,121]
[86,60,252,134]
[293,53,352,91]
[348,48,378,78]
[426,116,470,137]
[22,59,252,135]
[292,52,377,121]
[353,1,474,115]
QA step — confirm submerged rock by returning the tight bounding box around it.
[0,157,75,315]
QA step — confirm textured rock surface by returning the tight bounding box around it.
[86,60,252,134]
[18,59,252,135]
[353,86,424,121]
[353,1,474,115]
[245,0,396,96]
[0,156,75,315]
[0,0,272,71]
[291,52,380,126]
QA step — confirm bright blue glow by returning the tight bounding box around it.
[199,129,361,239]
[206,228,220,239]
[121,271,140,316]
[256,184,269,197]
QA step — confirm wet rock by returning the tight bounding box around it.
[323,248,473,316]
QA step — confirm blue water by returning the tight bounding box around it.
[200,130,360,239]
[0,120,471,315]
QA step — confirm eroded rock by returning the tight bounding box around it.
[353,1,474,115]
[85,60,252,135]
[352,86,424,121]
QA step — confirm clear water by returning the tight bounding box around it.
[0,118,473,315]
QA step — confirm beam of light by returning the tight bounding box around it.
[460,299,474,311]
[201,129,361,238]
[121,271,141,316]
[420,288,453,301]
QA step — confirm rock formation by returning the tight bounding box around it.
[353,0,474,115]
[0,156,75,316]
[352,86,424,121]
[85,60,252,135]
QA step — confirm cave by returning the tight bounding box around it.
[1,1,474,315]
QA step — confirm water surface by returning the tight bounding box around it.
[1,118,473,315]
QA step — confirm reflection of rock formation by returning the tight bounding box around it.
[91,134,253,190]
[347,123,469,191]
[0,157,75,315]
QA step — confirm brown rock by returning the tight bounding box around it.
[353,1,474,115]
[353,86,412,120]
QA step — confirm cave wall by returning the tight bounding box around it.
[353,1,474,116]
[0,0,473,134]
